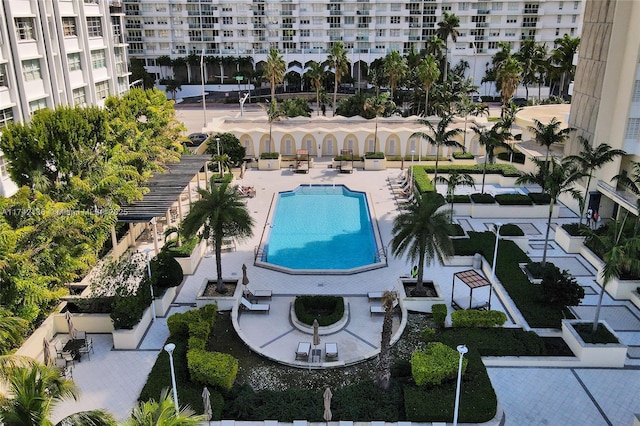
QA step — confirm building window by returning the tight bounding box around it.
[22,59,42,81]
[72,87,86,106]
[492,2,503,11]
[559,1,564,10]
[91,50,106,69]
[390,16,400,24]
[95,80,109,100]
[86,17,103,37]
[632,80,640,102]
[15,18,36,40]
[223,30,233,37]
[506,16,517,24]
[67,52,81,71]
[222,17,233,25]
[0,155,8,179]
[0,64,7,88]
[29,98,47,115]
[572,14,578,23]
[557,15,562,24]
[625,118,640,139]
[0,107,14,129]
[574,1,579,10]
[62,17,77,36]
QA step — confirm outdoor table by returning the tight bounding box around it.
[63,339,86,361]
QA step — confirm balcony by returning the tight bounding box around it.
[357,23,368,28]
[476,22,488,27]
[281,11,293,16]
[281,24,293,28]
[524,8,539,14]
[329,35,343,41]
[356,10,369,15]
[356,35,368,41]
[330,10,341,15]
[477,9,490,15]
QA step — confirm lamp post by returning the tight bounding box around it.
[201,49,207,127]
[491,222,503,281]
[143,248,156,321]
[216,137,222,178]
[164,343,179,412]
[453,344,469,426]
[410,149,415,186]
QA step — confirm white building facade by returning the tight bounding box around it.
[0,0,131,197]
[125,0,583,93]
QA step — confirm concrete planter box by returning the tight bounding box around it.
[503,235,530,253]
[442,255,475,266]
[400,279,445,313]
[53,311,114,334]
[154,286,177,317]
[451,158,477,166]
[112,307,152,349]
[364,158,386,170]
[174,239,207,275]
[447,202,472,217]
[470,202,558,219]
[630,291,640,310]
[561,320,627,368]
[580,246,640,299]
[520,263,542,285]
[554,226,586,254]
[258,157,281,170]
[195,278,241,311]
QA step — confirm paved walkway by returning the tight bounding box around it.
[49,168,640,425]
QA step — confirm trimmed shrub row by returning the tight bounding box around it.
[432,304,447,328]
[260,152,280,159]
[451,310,507,328]
[419,163,521,177]
[364,151,385,159]
[495,194,533,205]
[411,342,467,386]
[294,295,345,326]
[561,222,589,237]
[470,193,495,204]
[452,151,475,159]
[500,223,524,236]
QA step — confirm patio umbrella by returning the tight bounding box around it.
[202,386,213,422]
[65,311,77,339]
[242,264,249,286]
[323,387,333,422]
[43,338,51,366]
[313,319,320,362]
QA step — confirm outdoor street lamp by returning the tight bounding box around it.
[143,248,156,321]
[491,222,503,281]
[164,343,179,412]
[216,137,222,178]
[453,344,469,426]
[201,49,207,127]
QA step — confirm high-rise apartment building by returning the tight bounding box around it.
[0,0,131,197]
[124,0,583,90]
[566,0,640,219]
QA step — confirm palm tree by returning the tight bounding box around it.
[263,48,286,103]
[374,290,397,390]
[496,57,523,107]
[186,53,200,84]
[304,61,324,116]
[260,101,284,153]
[327,42,349,116]
[0,361,116,425]
[363,93,395,153]
[412,113,464,185]
[516,157,584,266]
[473,123,511,193]
[392,192,453,295]
[0,309,28,355]
[551,34,580,98]
[123,388,206,425]
[181,181,254,293]
[436,12,460,82]
[433,171,475,222]
[528,117,575,165]
[417,55,441,116]
[565,136,626,225]
[156,55,172,80]
[533,43,549,100]
[163,79,182,101]
[383,50,408,101]
[514,39,538,101]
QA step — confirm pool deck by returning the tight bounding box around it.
[50,165,640,425]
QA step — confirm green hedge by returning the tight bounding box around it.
[528,192,552,205]
[452,151,474,159]
[187,350,238,389]
[446,224,465,236]
[150,252,184,290]
[364,152,385,159]
[451,310,507,328]
[260,152,280,159]
[334,155,361,161]
[470,193,495,204]
[495,194,533,205]
[110,282,151,330]
[162,236,199,258]
[434,328,546,356]
[413,168,434,192]
[419,163,521,177]
[411,342,468,386]
[500,223,524,236]
[432,304,447,328]
[294,295,344,326]
[446,194,471,203]
[561,223,589,236]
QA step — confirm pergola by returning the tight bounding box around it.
[451,269,492,311]
[114,155,210,254]
[295,149,310,174]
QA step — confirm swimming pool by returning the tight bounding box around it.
[258,185,384,273]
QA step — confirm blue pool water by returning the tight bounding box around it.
[264,185,379,270]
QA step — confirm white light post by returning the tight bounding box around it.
[453,344,469,426]
[216,137,222,178]
[201,49,207,127]
[491,222,503,281]
[164,343,179,412]
[143,248,156,321]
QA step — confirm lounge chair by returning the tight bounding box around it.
[79,338,93,360]
[240,297,270,314]
[325,343,338,361]
[295,342,311,360]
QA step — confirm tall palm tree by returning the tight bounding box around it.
[412,113,463,185]
[327,42,349,116]
[0,309,28,355]
[363,93,395,153]
[263,48,286,103]
[551,34,580,98]
[514,39,538,100]
[565,136,626,225]
[259,100,284,154]
[528,117,575,165]
[186,53,200,84]
[472,123,511,193]
[123,388,206,426]
[417,55,441,116]
[496,57,523,107]
[436,12,460,82]
[0,361,116,426]
[374,290,397,390]
[383,50,408,101]
[304,61,324,116]
[181,181,254,293]
[516,157,584,266]
[533,43,549,100]
[433,171,475,222]
[156,55,172,80]
[392,192,453,295]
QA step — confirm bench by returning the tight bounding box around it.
[370,300,398,315]
[367,291,384,301]
[240,297,270,314]
[252,289,272,299]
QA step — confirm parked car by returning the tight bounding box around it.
[186,133,208,146]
